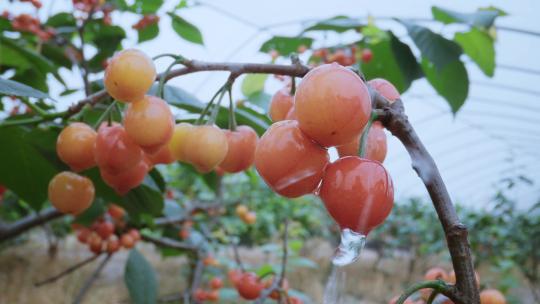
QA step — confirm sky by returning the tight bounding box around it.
[2,0,540,209]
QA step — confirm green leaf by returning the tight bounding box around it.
[175,0,188,9]
[137,23,159,43]
[259,36,313,56]
[168,13,204,45]
[130,0,164,14]
[11,69,48,93]
[245,91,272,111]
[42,43,72,69]
[121,184,165,218]
[256,264,277,278]
[303,16,363,33]
[45,12,76,28]
[241,74,267,97]
[148,168,166,193]
[124,249,158,304]
[73,198,106,226]
[400,21,462,71]
[0,16,12,31]
[432,6,501,28]
[454,28,495,77]
[390,32,423,87]
[0,127,60,210]
[0,78,50,99]
[289,256,317,268]
[0,37,57,75]
[421,58,469,113]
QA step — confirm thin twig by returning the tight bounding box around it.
[72,253,112,304]
[34,255,100,287]
[0,208,63,242]
[189,252,205,303]
[142,234,198,251]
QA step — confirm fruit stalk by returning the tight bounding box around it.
[374,94,479,304]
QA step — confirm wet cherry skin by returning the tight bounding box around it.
[269,87,294,122]
[48,171,95,215]
[56,122,97,172]
[336,121,387,162]
[94,123,145,175]
[254,120,329,198]
[219,125,258,173]
[368,78,400,102]
[319,156,394,235]
[294,63,372,147]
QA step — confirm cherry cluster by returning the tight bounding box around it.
[235,205,257,225]
[311,46,373,66]
[228,270,302,303]
[193,277,223,302]
[73,204,141,254]
[132,14,160,30]
[7,13,55,41]
[258,63,397,236]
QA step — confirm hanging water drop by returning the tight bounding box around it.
[332,228,366,267]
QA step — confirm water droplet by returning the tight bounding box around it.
[331,228,366,267]
[323,265,346,304]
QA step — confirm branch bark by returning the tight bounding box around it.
[0,208,63,242]
[374,93,479,304]
[72,253,112,304]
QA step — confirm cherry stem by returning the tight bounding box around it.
[426,290,440,304]
[396,280,449,304]
[92,100,117,129]
[157,57,185,99]
[195,87,224,125]
[227,86,237,131]
[207,89,226,125]
[358,111,378,158]
[290,76,296,96]
[19,97,48,117]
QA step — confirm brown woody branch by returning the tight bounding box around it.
[72,253,112,304]
[0,207,63,242]
[34,254,100,287]
[373,92,479,304]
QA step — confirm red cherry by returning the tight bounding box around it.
[147,144,175,165]
[269,87,294,122]
[128,229,141,241]
[228,269,242,285]
[194,289,207,301]
[254,120,329,198]
[210,277,223,289]
[480,289,506,304]
[336,121,387,162]
[361,48,373,63]
[319,156,393,234]
[56,122,97,172]
[106,235,120,254]
[107,204,125,220]
[94,123,145,175]
[219,126,258,173]
[368,78,400,103]
[100,160,150,195]
[294,63,372,147]
[77,228,91,244]
[235,272,264,300]
[96,222,114,239]
[120,233,135,248]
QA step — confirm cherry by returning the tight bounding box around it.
[254,120,329,198]
[294,63,372,147]
[424,267,448,281]
[168,122,195,162]
[235,205,248,218]
[147,145,175,165]
[96,221,114,239]
[124,95,174,153]
[106,235,120,254]
[206,290,219,302]
[108,204,125,220]
[285,107,297,120]
[48,172,95,215]
[210,277,223,289]
[120,233,135,248]
[242,212,257,225]
[179,228,190,239]
[361,48,373,63]
[263,277,289,300]
[77,228,91,244]
[94,123,145,175]
[289,297,304,304]
[219,126,258,173]
[319,157,393,234]
[100,159,150,195]
[203,255,219,267]
[228,269,242,285]
[480,289,506,304]
[128,229,141,241]
[88,234,103,254]
[269,87,294,122]
[368,78,400,103]
[183,125,229,173]
[336,121,387,162]
[56,122,97,172]
[235,272,264,300]
[104,49,156,102]
[194,289,207,301]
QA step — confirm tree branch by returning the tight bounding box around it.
[72,253,112,304]
[0,208,63,242]
[141,234,198,251]
[373,91,479,304]
[34,254,100,287]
